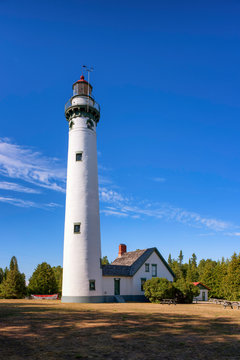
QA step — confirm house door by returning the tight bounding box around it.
[202,291,205,301]
[114,279,120,295]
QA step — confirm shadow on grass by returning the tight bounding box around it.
[0,302,239,360]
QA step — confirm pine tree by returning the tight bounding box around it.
[197,259,206,278]
[224,253,240,300]
[168,254,172,266]
[186,254,198,282]
[28,262,58,295]
[170,251,186,280]
[171,260,183,280]
[178,250,183,266]
[191,253,197,268]
[0,268,4,284]
[198,259,217,295]
[186,260,193,282]
[0,257,26,299]
[10,256,19,271]
[181,263,189,280]
[3,267,9,280]
[212,259,227,298]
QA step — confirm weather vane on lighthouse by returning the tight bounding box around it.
[82,65,94,112]
[62,68,103,303]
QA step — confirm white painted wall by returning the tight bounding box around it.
[102,277,132,296]
[62,95,103,298]
[132,251,174,295]
[102,251,174,296]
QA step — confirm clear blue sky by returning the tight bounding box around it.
[0,0,240,280]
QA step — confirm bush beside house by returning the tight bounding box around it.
[143,277,199,303]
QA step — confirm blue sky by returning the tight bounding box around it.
[0,0,240,279]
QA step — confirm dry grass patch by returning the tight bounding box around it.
[0,300,240,359]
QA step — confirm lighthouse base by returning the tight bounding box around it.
[61,295,115,303]
[61,295,148,303]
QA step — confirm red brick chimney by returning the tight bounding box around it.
[118,244,127,257]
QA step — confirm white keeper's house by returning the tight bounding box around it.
[61,74,175,303]
[102,244,175,302]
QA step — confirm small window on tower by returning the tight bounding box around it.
[89,280,95,291]
[73,223,81,234]
[76,152,83,161]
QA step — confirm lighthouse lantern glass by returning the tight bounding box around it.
[73,82,92,96]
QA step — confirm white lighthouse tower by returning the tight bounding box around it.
[62,74,104,303]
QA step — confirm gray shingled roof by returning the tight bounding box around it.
[102,265,131,276]
[102,247,175,278]
[111,249,147,266]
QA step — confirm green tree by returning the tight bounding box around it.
[186,253,198,282]
[191,253,197,268]
[28,262,58,295]
[169,251,188,281]
[10,256,19,271]
[181,263,189,280]
[143,278,175,303]
[198,259,217,296]
[52,266,63,295]
[212,259,227,298]
[178,250,183,266]
[224,253,240,300]
[197,259,206,278]
[0,257,26,299]
[0,268,4,284]
[171,260,183,280]
[168,254,172,266]
[3,267,9,280]
[174,278,200,303]
[101,256,110,265]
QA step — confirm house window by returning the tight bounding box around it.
[76,152,83,161]
[152,264,157,277]
[145,263,149,272]
[89,280,95,291]
[73,223,81,234]
[141,278,146,291]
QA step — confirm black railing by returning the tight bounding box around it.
[65,96,100,113]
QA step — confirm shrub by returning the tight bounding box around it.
[173,279,200,304]
[143,277,200,304]
[143,277,175,303]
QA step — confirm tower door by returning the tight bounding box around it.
[114,279,120,295]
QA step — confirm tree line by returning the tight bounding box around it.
[0,256,109,299]
[0,257,62,299]
[1,251,240,300]
[168,250,240,301]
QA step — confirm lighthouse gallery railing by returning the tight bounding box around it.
[65,96,100,113]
